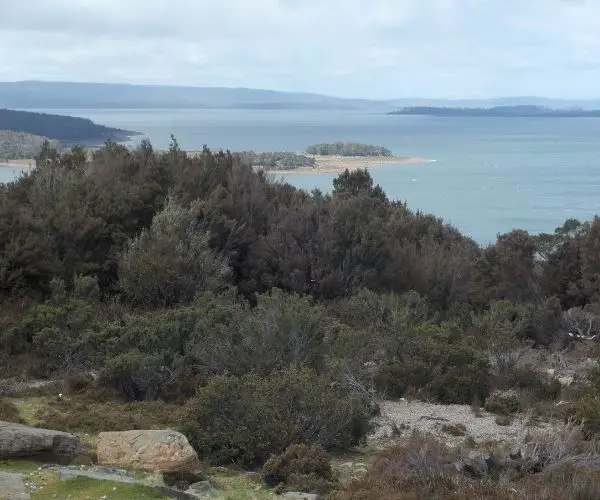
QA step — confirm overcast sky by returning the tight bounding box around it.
[1,0,599,99]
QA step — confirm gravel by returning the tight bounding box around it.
[369,400,558,448]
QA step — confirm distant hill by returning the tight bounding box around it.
[0,81,379,110]
[2,81,599,112]
[0,130,59,160]
[0,108,138,145]
[389,105,600,118]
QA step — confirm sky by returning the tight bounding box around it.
[1,0,599,100]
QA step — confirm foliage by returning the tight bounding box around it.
[261,443,333,494]
[35,398,182,434]
[181,365,372,467]
[0,130,59,160]
[374,323,490,404]
[118,198,231,308]
[484,390,521,415]
[305,142,392,157]
[238,151,316,169]
[0,397,24,423]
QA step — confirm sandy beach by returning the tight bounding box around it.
[265,155,431,174]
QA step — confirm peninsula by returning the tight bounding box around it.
[241,143,429,173]
[388,105,600,117]
[0,108,139,147]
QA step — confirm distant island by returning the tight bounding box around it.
[305,142,393,157]
[238,151,316,170]
[0,108,139,146]
[0,130,59,161]
[388,105,600,118]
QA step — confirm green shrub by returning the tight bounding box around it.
[374,323,490,404]
[574,396,600,437]
[262,444,333,494]
[181,365,372,467]
[0,397,23,423]
[484,390,521,415]
[99,350,172,401]
[118,198,230,308]
[513,367,562,401]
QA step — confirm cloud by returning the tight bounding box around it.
[0,0,599,98]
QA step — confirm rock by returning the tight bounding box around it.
[283,493,319,500]
[558,375,574,387]
[0,472,30,499]
[97,430,202,476]
[0,421,79,463]
[185,480,217,496]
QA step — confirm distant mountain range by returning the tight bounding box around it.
[2,81,600,111]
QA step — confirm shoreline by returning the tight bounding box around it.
[263,155,432,174]
[0,159,36,168]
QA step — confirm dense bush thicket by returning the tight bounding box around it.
[2,138,600,477]
[238,151,316,169]
[305,142,392,156]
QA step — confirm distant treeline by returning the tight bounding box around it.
[0,130,59,160]
[238,151,316,169]
[305,142,393,156]
[0,108,138,145]
[389,105,600,117]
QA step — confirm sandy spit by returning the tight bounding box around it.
[265,155,432,174]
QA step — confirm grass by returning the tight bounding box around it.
[32,476,163,499]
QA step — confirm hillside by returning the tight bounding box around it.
[0,81,378,110]
[3,81,599,111]
[0,108,138,145]
[0,130,59,160]
[389,105,600,117]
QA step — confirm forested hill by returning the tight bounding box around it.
[389,105,600,117]
[0,108,138,145]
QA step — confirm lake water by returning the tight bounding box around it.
[3,108,600,244]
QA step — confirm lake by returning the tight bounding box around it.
[3,108,600,244]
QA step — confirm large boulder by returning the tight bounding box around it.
[0,421,79,463]
[97,430,202,476]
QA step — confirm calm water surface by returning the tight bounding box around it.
[3,108,600,244]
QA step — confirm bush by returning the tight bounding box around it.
[181,365,372,467]
[99,350,173,401]
[0,397,24,423]
[118,198,231,308]
[574,396,600,437]
[484,390,521,415]
[262,444,333,494]
[512,367,562,401]
[374,323,490,404]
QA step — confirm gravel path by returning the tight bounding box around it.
[369,400,557,448]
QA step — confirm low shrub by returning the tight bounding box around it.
[574,396,600,437]
[441,423,467,436]
[262,444,333,494]
[512,367,562,401]
[374,324,490,404]
[0,397,24,423]
[181,365,372,467]
[484,390,521,415]
[35,399,183,433]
